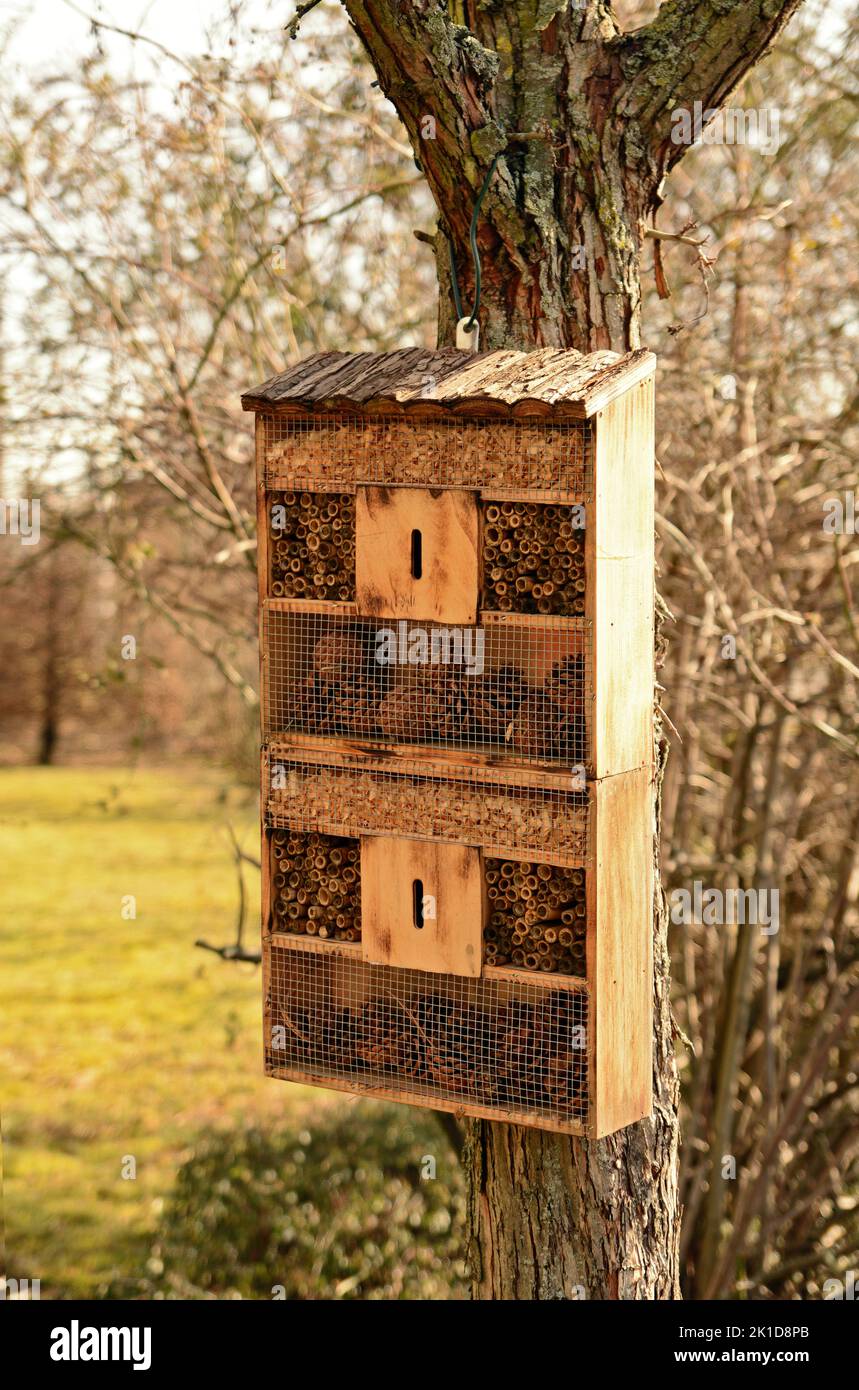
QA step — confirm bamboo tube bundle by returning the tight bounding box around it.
[270,828,361,940]
[544,654,585,723]
[484,857,587,976]
[494,994,584,1114]
[268,491,355,599]
[542,990,586,1106]
[494,998,549,1106]
[544,1045,586,1108]
[482,501,585,615]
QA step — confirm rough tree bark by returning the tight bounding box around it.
[332,0,806,1299]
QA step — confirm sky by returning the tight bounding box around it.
[4,0,293,76]
[5,0,847,76]
[7,0,232,63]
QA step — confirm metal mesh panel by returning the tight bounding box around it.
[262,609,591,768]
[266,941,589,1129]
[263,414,592,500]
[263,750,589,865]
[485,860,586,976]
[269,829,361,942]
[268,491,355,600]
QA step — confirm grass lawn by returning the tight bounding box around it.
[0,765,325,1299]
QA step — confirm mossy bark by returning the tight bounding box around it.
[340,0,805,1300]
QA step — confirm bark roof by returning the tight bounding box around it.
[241,347,655,419]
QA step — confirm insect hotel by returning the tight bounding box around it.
[242,347,655,1137]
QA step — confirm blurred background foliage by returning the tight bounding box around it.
[110,1110,466,1300]
[1,0,857,1300]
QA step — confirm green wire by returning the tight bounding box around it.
[447,152,501,333]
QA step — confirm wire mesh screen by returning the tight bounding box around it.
[262,414,592,499]
[266,941,589,1128]
[262,609,591,767]
[485,860,586,976]
[268,491,355,600]
[268,828,361,942]
[263,750,589,864]
[482,502,585,615]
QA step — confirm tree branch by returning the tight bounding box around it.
[339,0,500,233]
[621,0,807,177]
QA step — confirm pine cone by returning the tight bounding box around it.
[276,1003,352,1071]
[308,675,339,733]
[337,676,385,738]
[509,692,563,759]
[545,655,585,714]
[279,676,311,731]
[377,682,433,742]
[470,666,530,743]
[313,631,367,683]
[375,677,444,742]
[424,668,472,740]
[355,998,422,1075]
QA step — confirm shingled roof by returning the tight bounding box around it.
[241,347,655,420]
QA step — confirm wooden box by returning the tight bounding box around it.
[244,347,656,1137]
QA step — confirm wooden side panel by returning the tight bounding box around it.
[355,485,479,623]
[360,836,484,976]
[589,767,653,1138]
[256,413,272,1075]
[255,415,270,610]
[589,379,654,777]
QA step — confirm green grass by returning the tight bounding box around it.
[0,765,325,1299]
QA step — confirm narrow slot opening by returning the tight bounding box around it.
[412,878,424,929]
[410,529,423,580]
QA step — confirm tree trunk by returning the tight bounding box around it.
[338,0,806,1300]
[430,53,680,1297]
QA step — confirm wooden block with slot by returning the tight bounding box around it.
[360,835,484,977]
[355,486,479,623]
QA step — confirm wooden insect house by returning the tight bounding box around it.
[242,347,655,1137]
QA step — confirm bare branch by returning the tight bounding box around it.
[621,0,807,177]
